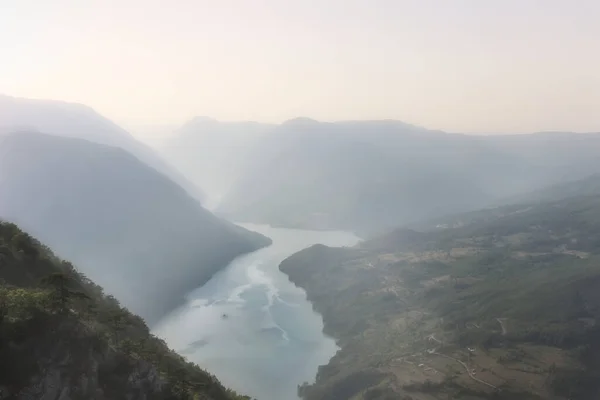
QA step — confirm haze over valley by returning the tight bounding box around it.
[3,92,600,399]
[160,117,600,234]
[2,1,600,399]
[0,127,270,325]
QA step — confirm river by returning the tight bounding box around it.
[153,224,361,400]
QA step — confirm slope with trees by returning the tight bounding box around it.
[0,220,253,399]
[0,132,271,325]
[279,177,600,399]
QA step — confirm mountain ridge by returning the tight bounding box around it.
[0,131,271,324]
[213,120,600,234]
[0,94,205,203]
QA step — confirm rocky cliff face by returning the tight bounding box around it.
[5,356,163,400]
[1,323,164,400]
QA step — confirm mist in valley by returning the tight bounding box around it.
[2,1,600,400]
[153,117,600,236]
[3,62,600,400]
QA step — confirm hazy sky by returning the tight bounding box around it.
[2,0,599,134]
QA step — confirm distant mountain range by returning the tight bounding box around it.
[0,94,204,203]
[408,173,600,233]
[0,131,270,324]
[173,118,599,234]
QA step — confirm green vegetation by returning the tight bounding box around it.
[280,190,600,400]
[0,221,252,399]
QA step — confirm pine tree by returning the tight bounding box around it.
[41,272,89,313]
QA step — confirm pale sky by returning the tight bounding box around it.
[2,0,600,134]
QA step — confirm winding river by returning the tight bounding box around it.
[153,224,360,400]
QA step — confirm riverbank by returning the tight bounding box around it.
[154,225,360,400]
[279,210,600,399]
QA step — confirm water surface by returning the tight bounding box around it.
[154,224,360,400]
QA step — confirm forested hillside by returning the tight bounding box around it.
[0,221,252,399]
[0,132,270,324]
[280,181,600,399]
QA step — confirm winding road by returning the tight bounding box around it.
[496,318,508,335]
[431,351,498,390]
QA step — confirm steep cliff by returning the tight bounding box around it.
[0,132,271,324]
[0,221,252,400]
